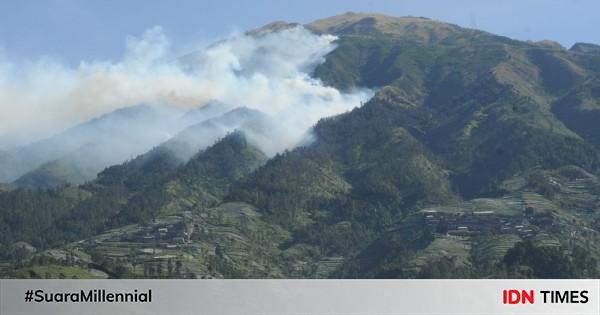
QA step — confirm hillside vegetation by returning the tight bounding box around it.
[2,13,600,279]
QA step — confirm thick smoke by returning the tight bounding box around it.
[0,25,371,155]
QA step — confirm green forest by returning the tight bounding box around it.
[2,13,600,279]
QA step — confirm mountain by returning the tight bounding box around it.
[570,42,600,55]
[4,102,229,189]
[307,12,464,40]
[162,107,275,162]
[0,131,267,255]
[178,101,230,127]
[1,105,167,187]
[2,13,600,279]
[310,13,600,196]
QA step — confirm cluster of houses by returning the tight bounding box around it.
[119,220,221,250]
[117,222,197,249]
[422,208,536,238]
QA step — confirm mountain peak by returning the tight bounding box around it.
[305,12,461,41]
[247,21,300,36]
[570,42,600,55]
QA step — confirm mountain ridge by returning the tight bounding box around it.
[2,12,600,279]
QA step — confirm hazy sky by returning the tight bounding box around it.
[1,0,599,64]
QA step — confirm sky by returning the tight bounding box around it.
[1,0,599,65]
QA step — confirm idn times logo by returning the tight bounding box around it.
[502,289,589,305]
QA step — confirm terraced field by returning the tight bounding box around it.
[6,164,599,280]
[472,235,522,264]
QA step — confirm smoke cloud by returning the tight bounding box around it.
[0,25,371,156]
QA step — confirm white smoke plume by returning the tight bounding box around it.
[0,25,371,153]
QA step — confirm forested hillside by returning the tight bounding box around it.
[2,13,600,279]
